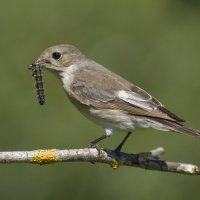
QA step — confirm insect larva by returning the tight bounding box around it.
[29,65,45,105]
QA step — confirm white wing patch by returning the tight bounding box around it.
[118,90,156,111]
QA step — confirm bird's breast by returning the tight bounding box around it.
[59,64,78,93]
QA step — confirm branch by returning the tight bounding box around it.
[0,147,199,175]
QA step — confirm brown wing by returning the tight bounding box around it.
[70,64,185,123]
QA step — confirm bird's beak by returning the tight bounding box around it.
[28,59,51,69]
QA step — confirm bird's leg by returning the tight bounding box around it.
[87,135,108,150]
[114,132,132,154]
[87,134,109,164]
[87,128,113,151]
[109,132,132,169]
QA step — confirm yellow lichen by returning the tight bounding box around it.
[31,149,61,165]
[111,161,121,170]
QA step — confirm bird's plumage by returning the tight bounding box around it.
[70,63,183,121]
[33,44,200,139]
[68,62,200,136]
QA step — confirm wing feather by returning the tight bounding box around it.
[70,64,185,122]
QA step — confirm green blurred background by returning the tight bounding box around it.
[0,0,200,199]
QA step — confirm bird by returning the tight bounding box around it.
[30,44,200,152]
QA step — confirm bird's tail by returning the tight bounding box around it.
[154,118,200,137]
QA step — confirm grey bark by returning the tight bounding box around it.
[0,147,199,175]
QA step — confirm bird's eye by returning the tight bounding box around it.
[52,52,62,60]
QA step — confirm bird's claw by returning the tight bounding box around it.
[87,143,101,151]
[87,143,102,164]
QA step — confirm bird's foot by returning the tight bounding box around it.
[87,143,102,164]
[87,143,101,151]
[113,145,122,156]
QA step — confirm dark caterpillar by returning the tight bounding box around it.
[29,64,45,105]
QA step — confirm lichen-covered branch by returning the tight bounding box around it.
[0,147,199,175]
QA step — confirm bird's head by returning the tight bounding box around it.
[30,44,87,75]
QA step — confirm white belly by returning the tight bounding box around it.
[89,108,169,132]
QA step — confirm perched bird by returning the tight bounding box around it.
[30,44,200,152]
